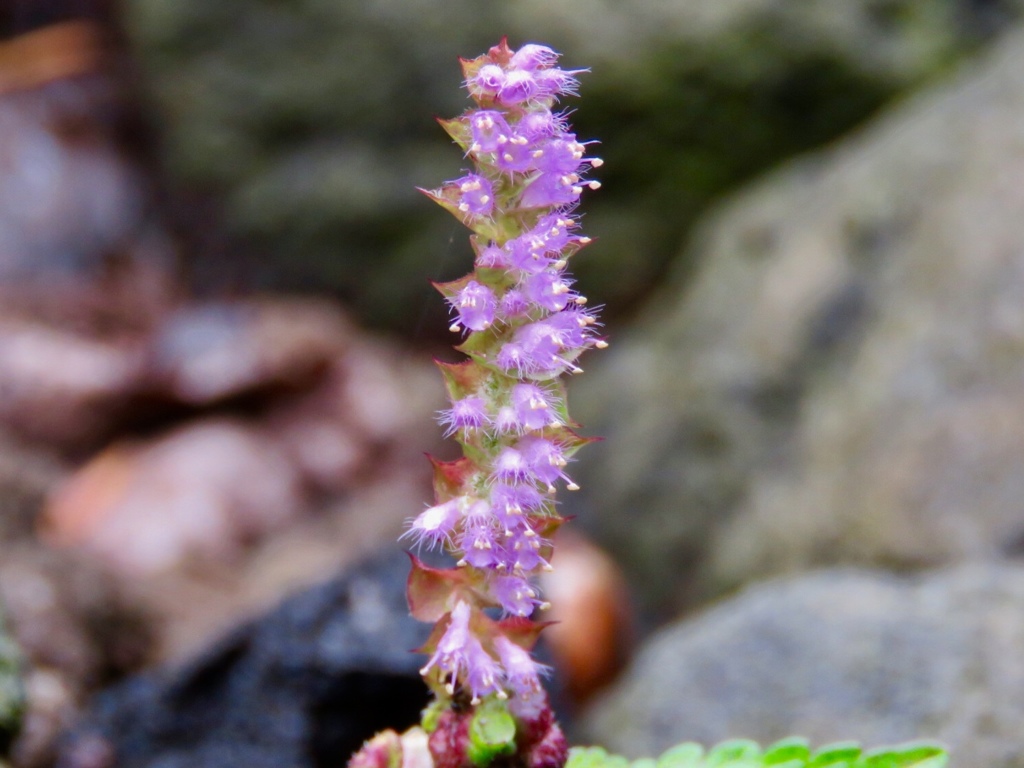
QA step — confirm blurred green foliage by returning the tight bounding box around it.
[123,0,1020,335]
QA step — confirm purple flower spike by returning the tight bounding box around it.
[412,41,601,711]
[450,280,497,332]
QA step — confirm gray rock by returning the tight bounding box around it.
[580,565,1024,767]
[569,25,1024,617]
[121,0,1024,334]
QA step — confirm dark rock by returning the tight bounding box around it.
[580,565,1024,767]
[568,25,1024,619]
[60,550,433,768]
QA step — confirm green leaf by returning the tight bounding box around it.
[855,742,948,768]
[566,747,630,768]
[809,742,861,767]
[705,739,761,766]
[570,739,947,768]
[467,698,516,766]
[566,747,608,768]
[656,743,704,768]
[764,738,810,764]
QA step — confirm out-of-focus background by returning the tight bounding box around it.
[4,0,1024,766]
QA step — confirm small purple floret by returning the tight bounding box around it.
[523,271,573,313]
[450,280,496,331]
[498,70,538,105]
[455,174,495,217]
[440,396,490,435]
[492,574,540,616]
[511,383,560,430]
[509,44,559,71]
[469,111,512,153]
[474,64,506,94]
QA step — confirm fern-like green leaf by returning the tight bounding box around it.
[564,738,948,768]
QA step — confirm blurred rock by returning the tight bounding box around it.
[569,25,1024,619]
[581,565,1024,767]
[0,20,178,334]
[120,0,1024,335]
[59,550,432,768]
[0,20,182,454]
[43,419,306,576]
[0,319,145,452]
[145,299,351,407]
[265,336,442,495]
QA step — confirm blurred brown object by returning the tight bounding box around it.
[42,419,305,576]
[541,530,632,706]
[0,21,105,96]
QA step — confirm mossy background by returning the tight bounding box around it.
[120,0,1022,335]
